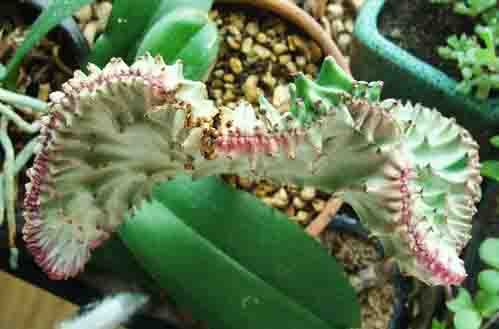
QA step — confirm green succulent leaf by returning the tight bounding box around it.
[454,309,482,329]
[119,176,360,329]
[480,239,499,268]
[87,0,217,77]
[134,9,219,81]
[2,0,94,87]
[86,0,162,67]
[0,64,6,81]
[479,270,499,294]
[447,288,475,312]
[481,161,499,181]
[475,289,499,317]
[490,135,499,147]
[432,319,447,329]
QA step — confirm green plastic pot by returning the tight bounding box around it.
[352,0,499,141]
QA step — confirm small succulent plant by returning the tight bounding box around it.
[432,238,499,329]
[430,0,499,99]
[481,135,499,181]
[23,54,482,285]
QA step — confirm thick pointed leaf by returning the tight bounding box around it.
[87,0,162,67]
[481,161,499,181]
[134,9,219,80]
[87,0,216,71]
[120,200,341,329]
[149,176,360,329]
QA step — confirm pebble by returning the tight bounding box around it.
[262,70,276,88]
[237,176,253,189]
[279,54,292,65]
[243,75,260,103]
[272,188,289,208]
[286,62,298,75]
[253,44,272,59]
[241,37,253,54]
[327,4,345,19]
[272,85,291,112]
[227,25,241,38]
[246,21,259,36]
[212,79,224,88]
[300,187,316,201]
[229,57,243,74]
[223,89,236,102]
[213,69,224,78]
[338,33,352,52]
[293,196,306,209]
[272,43,288,55]
[293,210,310,223]
[256,32,268,44]
[227,36,241,50]
[312,199,326,212]
[344,18,355,34]
[288,35,306,52]
[223,73,235,82]
[332,20,345,34]
[296,55,307,68]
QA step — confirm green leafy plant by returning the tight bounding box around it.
[21,53,481,287]
[432,238,499,329]
[430,0,499,99]
[482,135,499,181]
[87,0,219,80]
[120,175,361,329]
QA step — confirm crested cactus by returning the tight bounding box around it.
[23,54,482,285]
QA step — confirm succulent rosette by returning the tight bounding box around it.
[23,54,481,285]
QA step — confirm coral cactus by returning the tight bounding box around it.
[23,54,482,285]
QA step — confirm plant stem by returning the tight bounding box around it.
[0,103,41,134]
[0,138,39,224]
[0,87,48,113]
[483,311,499,329]
[0,117,17,268]
[0,138,39,241]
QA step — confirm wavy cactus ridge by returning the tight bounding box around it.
[22,54,481,285]
[341,100,481,285]
[23,55,218,279]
